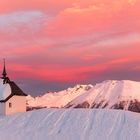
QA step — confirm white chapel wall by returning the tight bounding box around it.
[0,103,5,115]
[5,96,26,115]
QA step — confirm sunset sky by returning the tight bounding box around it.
[0,0,140,95]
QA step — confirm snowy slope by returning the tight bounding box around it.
[27,85,93,109]
[27,80,140,113]
[0,109,139,140]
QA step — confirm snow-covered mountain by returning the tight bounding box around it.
[0,108,140,140]
[27,84,93,109]
[27,80,140,113]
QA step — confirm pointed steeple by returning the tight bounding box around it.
[2,59,7,79]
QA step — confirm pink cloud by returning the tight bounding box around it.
[0,0,140,85]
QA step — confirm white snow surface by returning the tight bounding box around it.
[0,109,140,140]
[27,80,140,109]
[0,79,11,100]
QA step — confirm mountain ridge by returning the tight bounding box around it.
[27,80,140,113]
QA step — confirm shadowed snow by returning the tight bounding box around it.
[0,109,140,140]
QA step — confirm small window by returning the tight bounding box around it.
[9,103,12,108]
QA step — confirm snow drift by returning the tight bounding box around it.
[0,109,139,140]
[27,80,140,113]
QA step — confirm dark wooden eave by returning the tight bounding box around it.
[0,81,27,103]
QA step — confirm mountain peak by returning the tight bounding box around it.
[27,80,140,112]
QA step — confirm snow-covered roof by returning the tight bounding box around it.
[0,79,11,101]
[0,78,27,102]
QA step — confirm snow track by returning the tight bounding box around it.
[0,109,140,140]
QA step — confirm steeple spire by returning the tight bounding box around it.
[2,59,7,79]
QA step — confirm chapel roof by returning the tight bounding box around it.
[0,60,27,102]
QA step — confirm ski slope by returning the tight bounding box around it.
[0,109,139,140]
